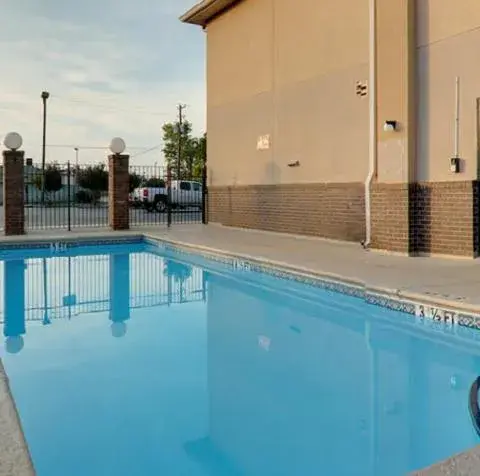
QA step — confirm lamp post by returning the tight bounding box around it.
[41,91,50,204]
[110,137,126,156]
[74,147,79,167]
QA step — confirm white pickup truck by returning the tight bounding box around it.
[131,180,203,212]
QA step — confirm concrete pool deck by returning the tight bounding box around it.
[1,223,480,475]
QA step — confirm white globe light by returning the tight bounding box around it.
[109,137,126,155]
[3,132,23,151]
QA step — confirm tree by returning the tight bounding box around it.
[76,164,108,203]
[162,120,194,178]
[191,133,207,179]
[162,121,206,179]
[34,164,63,200]
[129,172,143,193]
[144,177,165,187]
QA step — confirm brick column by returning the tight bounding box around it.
[371,0,416,254]
[3,150,25,235]
[108,154,129,230]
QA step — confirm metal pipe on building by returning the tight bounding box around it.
[454,76,460,158]
[363,0,377,249]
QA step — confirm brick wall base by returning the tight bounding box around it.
[209,181,480,257]
[410,181,479,257]
[371,181,479,257]
[371,183,411,253]
[209,183,365,242]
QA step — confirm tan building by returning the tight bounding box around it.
[181,0,480,258]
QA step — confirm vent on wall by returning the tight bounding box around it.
[356,81,368,97]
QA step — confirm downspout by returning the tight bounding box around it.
[363,0,377,249]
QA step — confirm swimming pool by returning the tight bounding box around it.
[0,240,479,475]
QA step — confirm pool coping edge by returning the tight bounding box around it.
[0,361,35,476]
[143,234,480,329]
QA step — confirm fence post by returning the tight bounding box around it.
[108,152,130,231]
[3,140,25,236]
[167,166,172,228]
[202,164,208,225]
[67,161,71,231]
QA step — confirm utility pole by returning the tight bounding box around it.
[41,91,50,204]
[177,104,186,179]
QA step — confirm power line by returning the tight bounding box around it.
[131,144,163,158]
[50,94,173,117]
[43,144,153,150]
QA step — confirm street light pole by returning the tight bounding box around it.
[41,91,50,203]
[74,147,79,167]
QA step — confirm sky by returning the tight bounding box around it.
[0,0,205,165]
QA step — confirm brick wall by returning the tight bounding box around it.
[108,155,130,231]
[371,180,479,257]
[3,150,25,236]
[209,183,366,242]
[209,181,480,257]
[370,183,411,253]
[410,181,478,257]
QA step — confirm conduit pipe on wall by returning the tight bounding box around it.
[363,0,377,249]
[454,76,460,158]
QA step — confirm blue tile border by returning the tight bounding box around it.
[0,236,143,251]
[144,236,480,331]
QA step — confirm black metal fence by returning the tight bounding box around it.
[23,161,108,231]
[16,161,207,231]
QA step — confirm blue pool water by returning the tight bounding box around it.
[1,242,480,475]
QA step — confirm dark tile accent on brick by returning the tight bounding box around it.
[410,181,478,257]
[108,155,130,231]
[3,150,25,236]
[371,180,479,257]
[208,183,366,242]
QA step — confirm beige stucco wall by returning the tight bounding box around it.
[206,0,370,187]
[416,0,480,181]
[375,0,416,184]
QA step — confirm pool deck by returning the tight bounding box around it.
[2,223,480,475]
[0,362,34,476]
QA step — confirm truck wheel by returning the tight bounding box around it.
[155,199,167,213]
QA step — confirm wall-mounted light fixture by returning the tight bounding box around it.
[383,120,397,132]
[450,157,460,174]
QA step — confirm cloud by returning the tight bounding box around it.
[0,0,205,165]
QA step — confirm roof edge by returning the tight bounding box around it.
[180,0,240,26]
